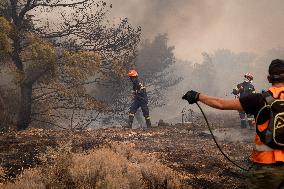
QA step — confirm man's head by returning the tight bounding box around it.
[244,73,253,82]
[128,70,138,82]
[128,70,138,77]
[268,59,284,84]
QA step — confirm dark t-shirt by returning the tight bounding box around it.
[239,93,270,124]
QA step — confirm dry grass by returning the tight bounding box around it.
[1,142,188,189]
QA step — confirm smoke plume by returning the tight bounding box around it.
[108,0,284,62]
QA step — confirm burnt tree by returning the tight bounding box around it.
[0,0,141,130]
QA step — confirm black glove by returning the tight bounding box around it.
[232,89,238,95]
[182,90,200,104]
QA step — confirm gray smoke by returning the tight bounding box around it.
[108,0,284,62]
[102,1,284,124]
[34,0,284,124]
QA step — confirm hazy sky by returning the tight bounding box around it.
[107,0,284,62]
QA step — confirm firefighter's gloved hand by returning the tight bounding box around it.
[232,89,238,95]
[182,90,200,104]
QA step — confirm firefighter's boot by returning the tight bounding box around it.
[127,114,134,129]
[248,120,255,130]
[145,117,151,128]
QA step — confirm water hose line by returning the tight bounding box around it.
[195,102,253,172]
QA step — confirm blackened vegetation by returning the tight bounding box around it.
[0,115,253,188]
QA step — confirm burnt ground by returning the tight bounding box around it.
[0,113,255,188]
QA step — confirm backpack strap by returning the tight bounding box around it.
[277,91,284,99]
[256,91,274,140]
[261,91,275,105]
[256,92,273,125]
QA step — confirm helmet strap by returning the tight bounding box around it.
[244,78,251,83]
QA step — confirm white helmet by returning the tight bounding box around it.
[244,73,253,81]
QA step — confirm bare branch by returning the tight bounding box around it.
[32,118,66,129]
[18,0,33,20]
[32,78,101,101]
[34,0,90,8]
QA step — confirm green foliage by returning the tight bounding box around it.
[0,1,141,130]
[30,48,104,129]
[0,17,12,55]
[63,51,100,81]
[21,34,56,66]
[18,33,56,84]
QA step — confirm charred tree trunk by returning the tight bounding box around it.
[17,82,32,130]
[10,1,29,130]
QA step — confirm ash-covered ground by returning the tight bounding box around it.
[0,112,255,188]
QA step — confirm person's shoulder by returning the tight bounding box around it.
[237,82,243,87]
[249,92,263,98]
[240,93,264,104]
[239,93,266,115]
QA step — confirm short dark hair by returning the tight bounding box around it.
[268,59,284,83]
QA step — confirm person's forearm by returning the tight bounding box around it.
[199,94,226,109]
[198,94,243,111]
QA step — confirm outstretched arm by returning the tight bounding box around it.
[182,90,244,111]
[199,94,243,111]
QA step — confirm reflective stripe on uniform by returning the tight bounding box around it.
[139,82,146,89]
[255,144,274,151]
[145,116,151,120]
